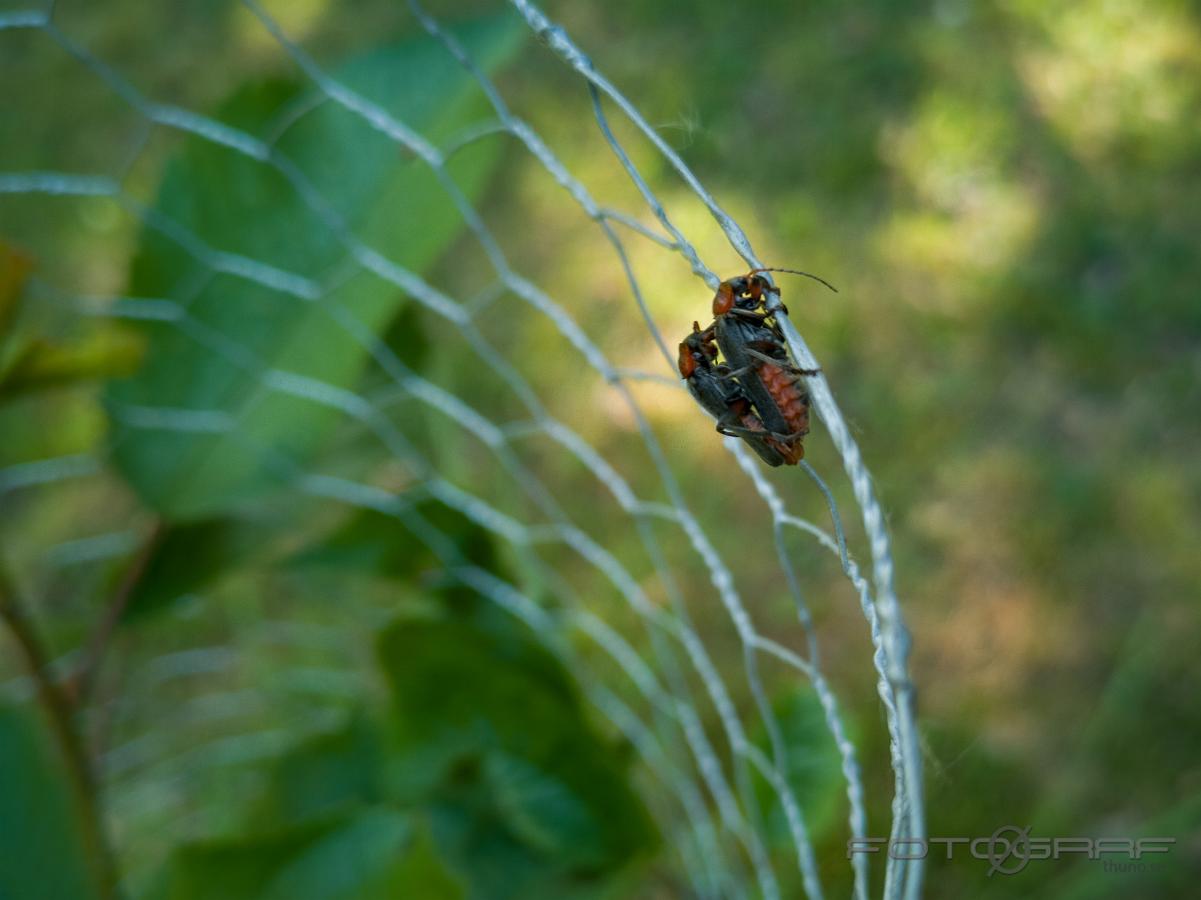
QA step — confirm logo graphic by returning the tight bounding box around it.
[984,824,1033,876]
[848,828,1175,877]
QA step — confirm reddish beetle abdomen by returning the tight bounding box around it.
[757,362,809,464]
[770,437,805,464]
[758,364,810,435]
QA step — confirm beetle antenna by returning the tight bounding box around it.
[749,267,838,294]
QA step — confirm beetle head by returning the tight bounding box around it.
[739,274,774,309]
[715,272,782,315]
[677,341,697,378]
[712,280,739,316]
[678,323,716,377]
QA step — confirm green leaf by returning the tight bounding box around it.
[107,17,525,520]
[287,499,505,582]
[0,240,36,388]
[144,810,433,900]
[259,811,414,900]
[0,330,143,399]
[121,517,271,620]
[0,704,105,900]
[425,795,580,900]
[287,508,430,579]
[758,688,848,849]
[388,824,466,900]
[247,714,385,829]
[0,240,33,342]
[0,238,145,401]
[484,751,603,861]
[377,618,657,875]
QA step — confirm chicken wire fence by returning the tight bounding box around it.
[0,1,923,898]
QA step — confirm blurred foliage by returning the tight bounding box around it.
[107,17,524,519]
[0,704,106,900]
[380,616,658,896]
[144,811,454,900]
[121,518,269,621]
[756,689,847,857]
[138,606,656,900]
[0,240,142,400]
[1,0,1200,898]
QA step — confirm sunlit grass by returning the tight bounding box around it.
[1012,0,1201,162]
[875,88,1041,311]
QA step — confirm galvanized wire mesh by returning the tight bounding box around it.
[0,1,923,897]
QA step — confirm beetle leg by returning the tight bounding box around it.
[713,406,746,434]
[718,421,771,439]
[727,308,770,323]
[720,427,788,466]
[717,365,754,380]
[712,406,767,438]
[744,339,784,353]
[765,428,808,444]
[715,407,805,445]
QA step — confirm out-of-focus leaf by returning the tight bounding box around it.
[259,810,412,900]
[1,329,143,399]
[0,240,34,379]
[426,791,581,900]
[143,809,431,900]
[380,301,432,378]
[485,751,603,861]
[287,508,429,579]
[287,499,504,582]
[122,517,272,620]
[390,824,466,900]
[378,617,579,775]
[143,822,331,900]
[0,241,32,334]
[377,617,657,878]
[758,688,848,848]
[426,775,641,900]
[107,17,525,520]
[0,241,143,400]
[0,704,104,900]
[247,714,385,829]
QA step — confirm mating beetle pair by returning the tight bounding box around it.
[677,268,832,466]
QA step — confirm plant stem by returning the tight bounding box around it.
[71,521,164,702]
[0,568,119,900]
